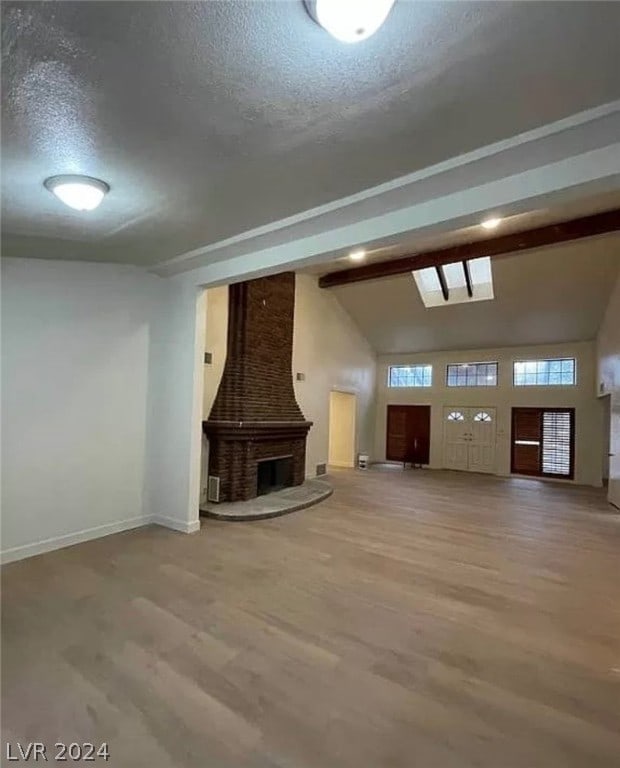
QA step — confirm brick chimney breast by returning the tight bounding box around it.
[203,272,312,502]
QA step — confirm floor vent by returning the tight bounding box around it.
[207,475,221,503]
[316,463,327,476]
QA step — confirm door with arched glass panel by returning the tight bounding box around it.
[443,407,496,473]
[443,408,469,470]
[468,409,496,473]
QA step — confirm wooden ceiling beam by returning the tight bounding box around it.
[318,208,620,289]
[462,260,473,298]
[435,265,449,301]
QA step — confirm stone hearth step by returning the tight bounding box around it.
[200,479,332,522]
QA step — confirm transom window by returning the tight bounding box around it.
[473,411,492,422]
[388,365,432,388]
[447,411,465,421]
[447,362,498,387]
[513,358,575,386]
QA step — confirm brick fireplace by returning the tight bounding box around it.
[203,272,312,503]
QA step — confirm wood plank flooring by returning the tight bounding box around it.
[2,468,620,767]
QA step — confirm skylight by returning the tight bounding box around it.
[412,256,494,308]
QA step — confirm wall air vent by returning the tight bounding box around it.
[207,475,221,503]
[316,463,327,476]
[412,256,494,308]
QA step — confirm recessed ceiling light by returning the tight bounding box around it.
[349,249,366,261]
[304,0,396,43]
[481,217,502,231]
[44,175,110,211]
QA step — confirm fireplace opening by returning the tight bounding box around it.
[257,456,293,497]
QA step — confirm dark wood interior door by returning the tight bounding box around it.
[386,405,431,464]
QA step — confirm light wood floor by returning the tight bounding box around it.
[2,468,620,767]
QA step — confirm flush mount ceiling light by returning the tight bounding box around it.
[304,0,396,43]
[481,217,502,231]
[44,175,110,211]
[349,249,366,261]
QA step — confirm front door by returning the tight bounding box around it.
[443,407,496,473]
[444,408,469,470]
[468,409,496,473]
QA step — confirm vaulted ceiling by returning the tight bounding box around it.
[330,235,620,354]
[2,1,620,266]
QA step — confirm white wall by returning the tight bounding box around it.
[1,259,161,562]
[293,274,376,476]
[202,285,229,419]
[1,258,204,563]
[201,274,376,483]
[596,263,620,506]
[145,279,205,534]
[200,285,229,498]
[597,266,620,396]
[375,341,602,486]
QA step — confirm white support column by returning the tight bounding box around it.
[144,280,206,533]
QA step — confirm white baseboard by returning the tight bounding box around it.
[0,515,152,565]
[151,515,201,534]
[1,513,201,565]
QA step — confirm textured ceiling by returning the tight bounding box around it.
[331,236,620,354]
[2,1,620,265]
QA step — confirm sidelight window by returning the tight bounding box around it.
[541,411,572,476]
[511,407,574,479]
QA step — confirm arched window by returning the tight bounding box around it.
[447,411,465,421]
[474,411,492,422]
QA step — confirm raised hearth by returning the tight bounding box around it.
[201,479,332,521]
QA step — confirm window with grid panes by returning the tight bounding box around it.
[446,362,497,387]
[513,358,575,386]
[388,365,432,387]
